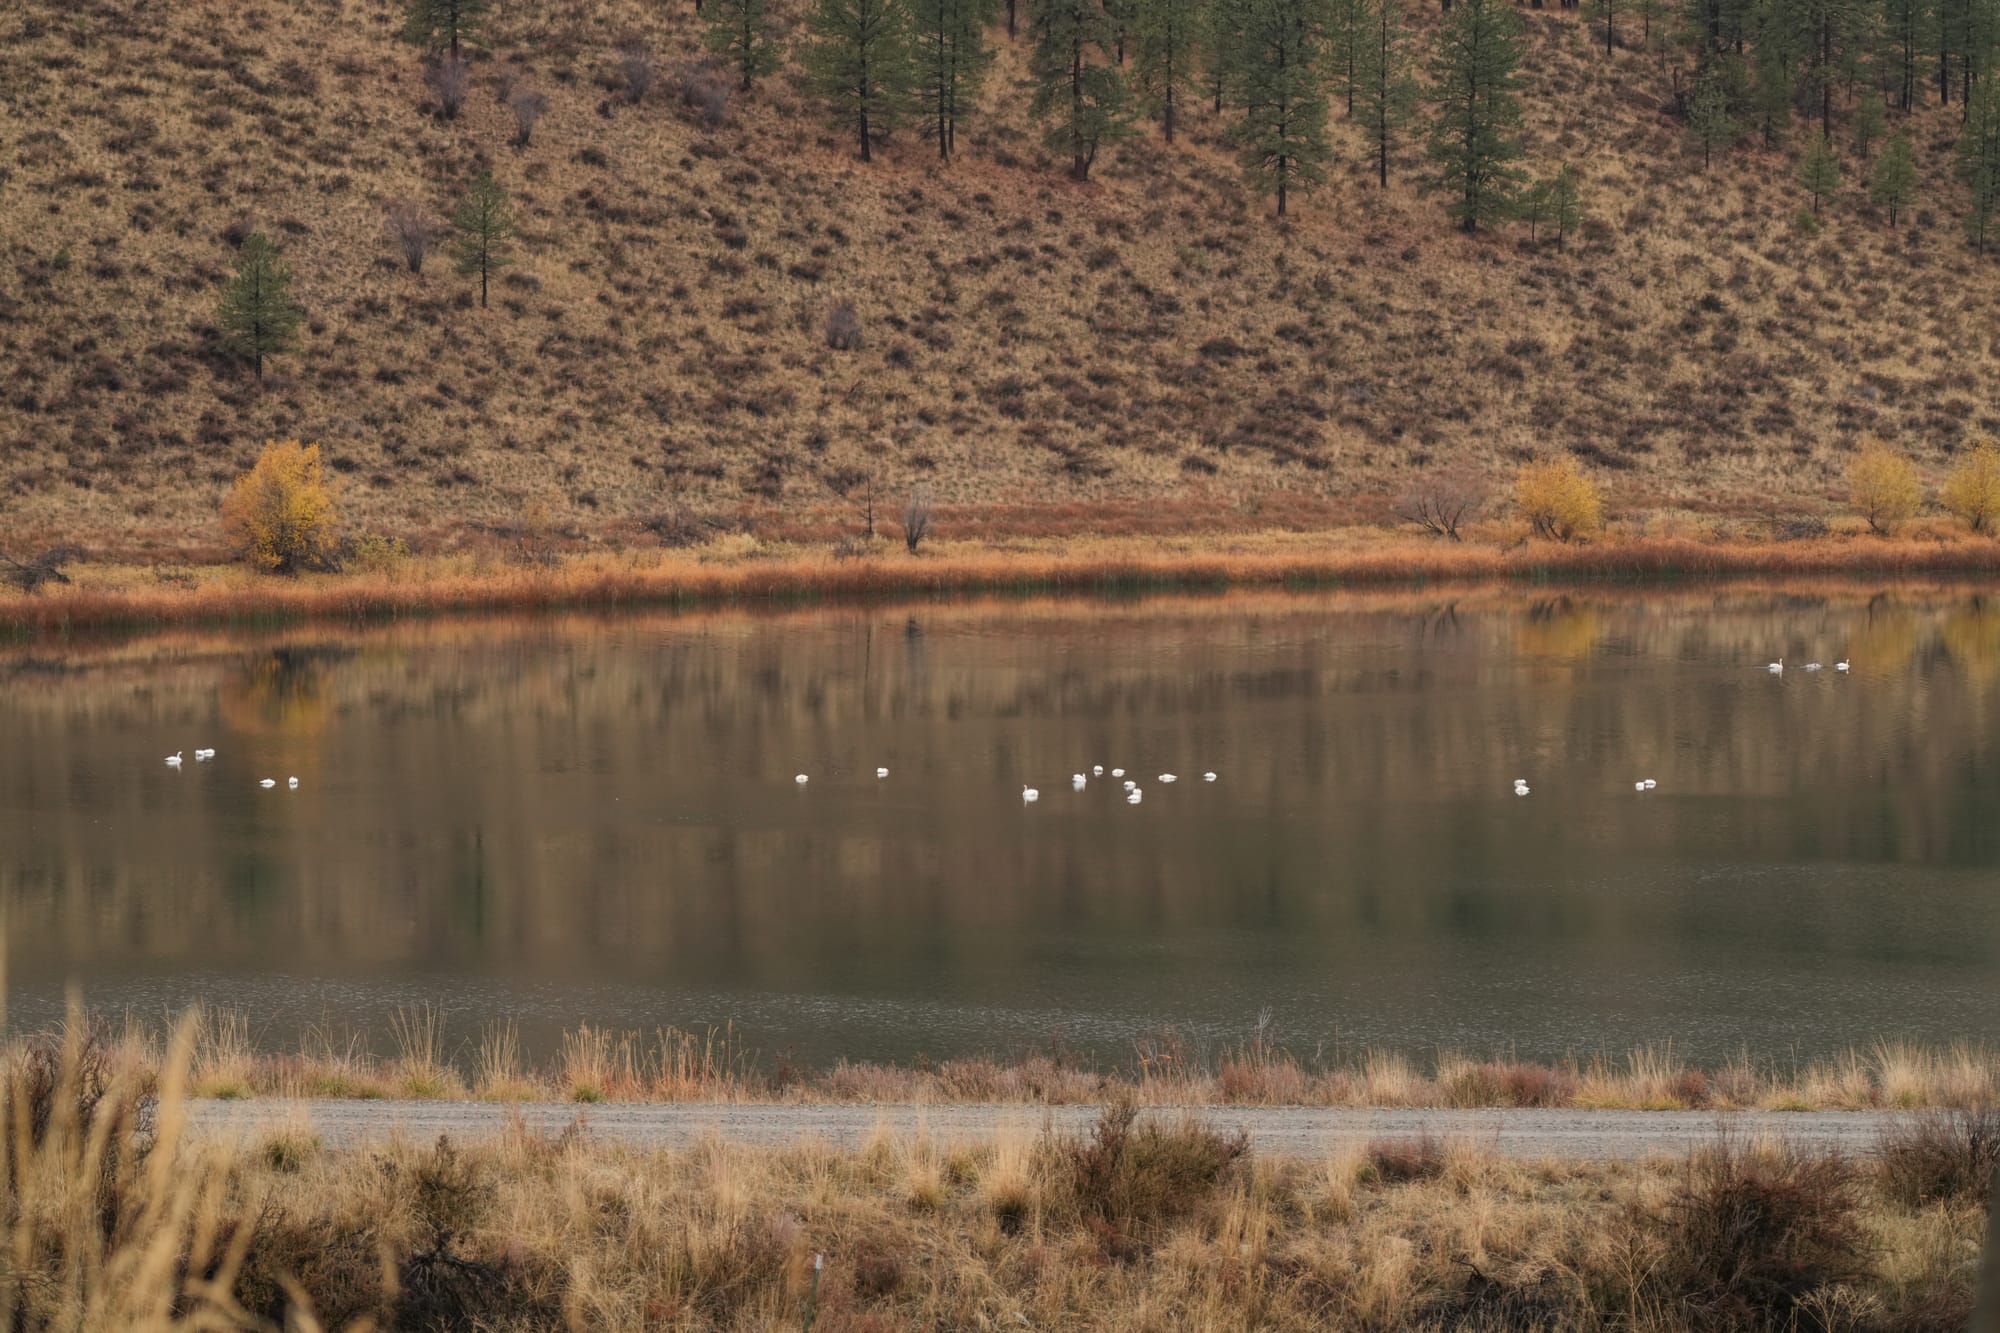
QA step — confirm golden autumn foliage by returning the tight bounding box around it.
[1940,439,2000,534]
[1514,456,1604,543]
[1847,445,1923,536]
[221,440,340,574]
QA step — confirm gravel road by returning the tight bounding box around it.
[187,1101,1908,1161]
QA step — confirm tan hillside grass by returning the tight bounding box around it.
[3,0,1999,550]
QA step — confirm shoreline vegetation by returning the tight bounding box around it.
[39,1009,2000,1111]
[7,528,2000,638]
[6,1018,1995,1330]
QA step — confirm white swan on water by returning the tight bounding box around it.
[1092,765,1104,776]
[795,774,809,784]
[259,778,276,788]
[194,748,215,761]
[288,777,299,789]
[1768,658,1784,673]
[1158,774,1177,783]
[1127,789,1142,804]
[1022,787,1039,802]
[876,767,890,778]
[1071,774,1087,789]
[1835,660,1850,672]
[1203,772,1217,782]
[164,752,183,767]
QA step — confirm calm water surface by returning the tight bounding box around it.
[4,588,1999,1066]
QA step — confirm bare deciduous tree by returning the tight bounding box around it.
[619,43,659,103]
[903,485,933,553]
[1397,468,1489,541]
[384,201,435,273]
[508,86,548,146]
[427,55,470,118]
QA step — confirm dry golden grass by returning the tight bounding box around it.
[0,1018,1989,1331]
[4,0,2000,552]
[41,1009,2000,1111]
[7,526,2000,636]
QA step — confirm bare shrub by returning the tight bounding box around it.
[0,545,80,593]
[639,505,712,547]
[426,56,470,119]
[1058,1100,1248,1256]
[902,485,932,553]
[618,43,658,104]
[1877,1107,2000,1207]
[671,60,734,128]
[508,86,547,147]
[1364,1134,1447,1183]
[823,300,863,351]
[383,201,435,274]
[1398,468,1489,541]
[1653,1139,1869,1329]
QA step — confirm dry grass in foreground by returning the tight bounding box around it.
[61,1008,2000,1111]
[2,1020,1992,1331]
[7,529,2000,637]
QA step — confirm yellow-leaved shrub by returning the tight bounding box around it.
[1846,444,1922,535]
[1514,456,1603,543]
[222,439,340,573]
[1940,439,2000,533]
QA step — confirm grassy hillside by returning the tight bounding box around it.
[2,0,1995,554]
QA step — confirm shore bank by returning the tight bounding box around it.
[48,1013,2000,1111]
[7,528,2000,637]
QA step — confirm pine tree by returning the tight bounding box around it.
[913,0,993,156]
[1424,0,1526,230]
[1869,130,1917,222]
[216,232,304,381]
[1106,0,1138,61]
[1939,0,1968,103]
[1852,88,1884,156]
[1233,0,1330,214]
[1545,160,1582,248]
[1204,0,1248,111]
[706,0,781,90]
[803,0,913,161]
[1748,0,1799,147]
[1687,64,1738,166]
[403,0,489,58]
[1880,0,1932,109]
[1352,0,1418,185]
[1324,0,1370,114]
[1794,0,1868,136]
[1134,0,1200,140]
[451,169,515,308]
[1590,0,1621,52]
[1029,0,1131,180]
[1798,129,1842,213]
[1958,78,2000,248]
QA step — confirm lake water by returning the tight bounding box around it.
[3,587,1999,1069]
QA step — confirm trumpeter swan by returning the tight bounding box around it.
[259,778,276,788]
[1072,774,1087,788]
[1835,660,1850,671]
[1022,787,1039,802]
[164,752,183,767]
[1158,774,1177,783]
[1110,768,1125,778]
[1644,779,1657,789]
[1768,658,1784,672]
[1127,789,1142,804]
[288,777,299,789]
[1092,766,1104,776]
[1203,772,1217,782]
[876,767,890,778]
[1804,662,1822,671]
[795,774,809,784]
